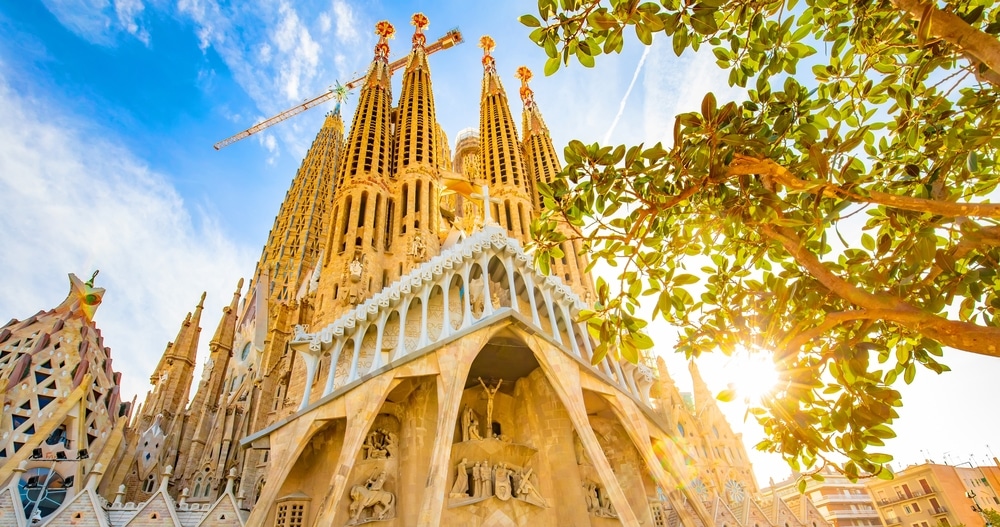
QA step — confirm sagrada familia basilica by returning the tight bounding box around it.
[0,14,832,527]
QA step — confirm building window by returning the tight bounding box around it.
[275,499,309,527]
[143,474,156,493]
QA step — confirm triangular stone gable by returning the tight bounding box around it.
[0,485,24,527]
[122,491,181,527]
[39,488,109,527]
[799,497,829,527]
[711,496,741,527]
[195,491,245,527]
[745,499,772,527]
[771,495,802,527]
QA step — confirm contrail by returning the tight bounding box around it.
[603,45,652,145]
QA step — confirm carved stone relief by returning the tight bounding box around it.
[348,470,395,524]
[583,481,618,518]
[348,416,399,524]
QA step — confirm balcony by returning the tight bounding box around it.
[815,494,875,504]
[885,517,903,525]
[877,488,937,506]
[828,510,882,519]
[931,507,948,515]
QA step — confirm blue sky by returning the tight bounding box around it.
[1,0,998,486]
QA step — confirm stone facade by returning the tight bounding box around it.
[0,14,836,527]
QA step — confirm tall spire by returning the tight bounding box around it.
[393,13,439,170]
[314,21,397,325]
[145,293,205,420]
[513,66,595,300]
[393,13,444,274]
[335,20,395,188]
[516,65,555,210]
[478,36,533,243]
[254,99,343,304]
[177,279,243,485]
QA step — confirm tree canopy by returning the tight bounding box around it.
[523,0,1000,481]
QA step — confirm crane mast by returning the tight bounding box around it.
[213,28,463,151]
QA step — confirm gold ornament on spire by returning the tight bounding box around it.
[374,20,395,61]
[479,35,496,71]
[411,13,428,47]
[515,66,535,106]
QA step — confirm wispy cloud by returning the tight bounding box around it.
[272,1,320,102]
[0,73,254,400]
[176,0,370,157]
[331,0,359,43]
[642,40,746,145]
[39,0,150,46]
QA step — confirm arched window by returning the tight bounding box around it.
[142,474,156,493]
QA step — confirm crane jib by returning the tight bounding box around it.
[213,28,463,151]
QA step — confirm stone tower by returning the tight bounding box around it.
[515,66,594,301]
[478,36,534,244]
[104,292,205,502]
[314,21,397,325]
[0,272,127,518]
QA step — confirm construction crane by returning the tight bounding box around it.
[213,28,464,151]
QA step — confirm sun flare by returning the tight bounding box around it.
[724,348,781,403]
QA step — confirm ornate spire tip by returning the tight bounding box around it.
[478,35,495,56]
[375,20,395,39]
[374,21,395,61]
[411,13,429,31]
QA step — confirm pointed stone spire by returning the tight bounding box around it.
[335,20,395,188]
[314,21,398,324]
[688,360,714,415]
[515,66,594,300]
[478,37,533,243]
[177,279,243,483]
[254,79,345,304]
[393,13,444,274]
[394,13,440,170]
[145,293,205,420]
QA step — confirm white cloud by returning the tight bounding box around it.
[0,74,254,401]
[331,0,359,43]
[39,0,150,46]
[175,0,366,158]
[318,13,332,34]
[114,0,149,44]
[272,1,320,102]
[642,40,746,145]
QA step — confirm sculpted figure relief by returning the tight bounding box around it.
[361,428,396,460]
[460,405,483,442]
[410,233,427,262]
[477,377,502,432]
[348,471,395,524]
[450,458,470,498]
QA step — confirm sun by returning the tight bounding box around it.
[724,347,781,404]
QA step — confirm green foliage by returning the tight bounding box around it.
[982,508,1000,527]
[524,0,1000,480]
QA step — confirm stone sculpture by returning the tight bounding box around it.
[450,458,470,498]
[348,470,395,524]
[478,377,502,431]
